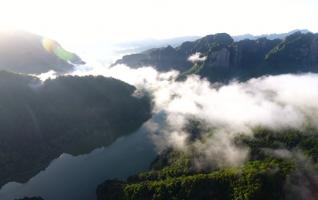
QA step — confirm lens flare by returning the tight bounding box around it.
[42,38,56,53]
[42,38,76,62]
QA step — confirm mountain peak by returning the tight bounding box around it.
[0,30,84,74]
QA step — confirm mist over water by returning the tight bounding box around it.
[35,58,318,169]
[69,62,318,168]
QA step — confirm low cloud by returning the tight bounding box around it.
[67,63,318,168]
[35,70,57,81]
[284,152,318,200]
[187,52,207,63]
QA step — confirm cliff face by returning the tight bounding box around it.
[0,71,151,186]
[115,45,190,71]
[115,32,318,82]
[230,38,281,68]
[265,32,318,66]
[0,31,84,74]
[114,33,234,72]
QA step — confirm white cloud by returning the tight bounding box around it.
[36,70,57,81]
[188,52,207,63]
[68,64,318,167]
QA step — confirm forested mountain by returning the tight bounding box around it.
[97,128,318,200]
[0,71,151,186]
[2,30,318,200]
[114,31,318,82]
[0,31,84,74]
[97,31,318,200]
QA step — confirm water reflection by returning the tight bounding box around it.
[0,125,156,200]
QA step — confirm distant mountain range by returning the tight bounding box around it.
[0,29,311,77]
[114,30,318,82]
[232,29,310,41]
[0,30,84,74]
[115,29,310,55]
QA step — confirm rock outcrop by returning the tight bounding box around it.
[115,32,318,82]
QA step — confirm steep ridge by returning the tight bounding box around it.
[0,31,84,74]
[0,71,151,186]
[115,32,318,82]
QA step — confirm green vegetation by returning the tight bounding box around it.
[265,32,315,66]
[0,71,151,186]
[97,128,318,200]
[238,128,318,160]
[120,159,292,200]
[177,63,204,81]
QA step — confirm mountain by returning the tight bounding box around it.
[115,30,309,56]
[114,31,318,82]
[232,29,310,41]
[0,71,151,186]
[0,30,84,74]
[97,128,318,200]
[115,36,201,54]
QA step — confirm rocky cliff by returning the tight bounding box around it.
[115,32,318,82]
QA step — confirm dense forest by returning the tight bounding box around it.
[97,127,318,200]
[0,71,151,186]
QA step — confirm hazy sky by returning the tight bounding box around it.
[0,0,317,45]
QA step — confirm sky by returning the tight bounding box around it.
[0,0,317,48]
